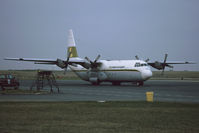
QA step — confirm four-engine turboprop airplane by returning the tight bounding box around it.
[5,30,195,86]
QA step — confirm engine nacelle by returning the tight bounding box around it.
[56,59,66,69]
[154,61,163,70]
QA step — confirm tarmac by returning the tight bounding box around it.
[0,80,199,103]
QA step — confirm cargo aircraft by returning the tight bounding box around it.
[5,30,195,86]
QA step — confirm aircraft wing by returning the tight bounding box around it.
[5,57,86,65]
[5,57,57,63]
[148,61,195,65]
[148,61,196,70]
[4,57,98,69]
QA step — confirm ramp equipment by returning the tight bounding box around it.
[30,71,59,93]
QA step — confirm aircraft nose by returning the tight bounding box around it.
[142,70,153,80]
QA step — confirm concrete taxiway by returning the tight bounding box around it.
[0,80,199,103]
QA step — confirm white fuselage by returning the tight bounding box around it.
[69,59,152,83]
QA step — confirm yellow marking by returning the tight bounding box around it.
[69,47,72,52]
[146,92,154,102]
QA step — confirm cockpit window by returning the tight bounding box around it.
[135,62,140,67]
[135,63,148,67]
[141,63,148,66]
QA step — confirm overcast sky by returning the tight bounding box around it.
[0,0,198,71]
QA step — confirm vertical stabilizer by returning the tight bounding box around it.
[67,29,78,58]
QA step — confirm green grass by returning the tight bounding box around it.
[0,102,198,133]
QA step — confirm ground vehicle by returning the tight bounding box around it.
[0,74,19,90]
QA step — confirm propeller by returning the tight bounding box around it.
[161,54,168,75]
[145,58,150,62]
[135,55,149,62]
[85,55,101,69]
[94,55,100,63]
[135,55,139,60]
[64,52,72,74]
[85,55,101,84]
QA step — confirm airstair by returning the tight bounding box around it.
[30,71,59,93]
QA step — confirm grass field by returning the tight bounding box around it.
[0,70,199,80]
[0,102,198,133]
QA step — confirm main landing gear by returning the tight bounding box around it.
[90,81,144,86]
[136,81,144,86]
[91,81,100,85]
[111,81,143,86]
[112,82,121,86]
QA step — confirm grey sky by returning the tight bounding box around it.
[0,0,198,70]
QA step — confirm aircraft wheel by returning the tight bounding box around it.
[112,82,121,86]
[91,82,100,85]
[136,81,144,86]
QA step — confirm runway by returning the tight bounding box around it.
[0,80,199,103]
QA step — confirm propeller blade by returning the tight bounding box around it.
[94,55,100,63]
[145,58,149,62]
[63,52,72,75]
[161,54,168,75]
[135,55,139,60]
[85,56,93,64]
[67,52,72,62]
[84,55,101,69]
[166,64,173,68]
[163,54,168,64]
[65,52,72,66]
